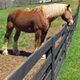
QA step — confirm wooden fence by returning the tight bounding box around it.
[5,0,80,80]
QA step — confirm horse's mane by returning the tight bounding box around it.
[37,3,72,18]
[24,8,33,12]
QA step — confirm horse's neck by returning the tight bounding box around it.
[41,4,67,18]
[48,16,57,23]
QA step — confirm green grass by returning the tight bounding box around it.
[0,1,80,80]
[58,11,80,80]
[58,3,80,80]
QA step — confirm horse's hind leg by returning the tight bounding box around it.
[13,30,21,55]
[2,22,14,55]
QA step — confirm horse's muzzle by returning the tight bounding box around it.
[68,20,74,26]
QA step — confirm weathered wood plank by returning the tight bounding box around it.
[55,34,65,56]
[5,38,52,80]
[53,52,66,80]
[52,24,66,43]
[44,70,51,80]
[31,53,52,80]
[55,43,65,66]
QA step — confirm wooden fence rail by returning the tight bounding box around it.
[5,0,80,80]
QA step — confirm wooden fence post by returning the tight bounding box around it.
[64,24,68,58]
[51,37,56,80]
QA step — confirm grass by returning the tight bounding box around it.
[58,1,80,80]
[58,11,80,80]
[0,0,80,80]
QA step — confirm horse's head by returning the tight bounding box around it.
[61,4,74,26]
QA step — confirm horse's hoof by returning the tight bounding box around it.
[16,51,20,56]
[2,50,8,55]
[41,54,46,59]
[35,48,39,51]
[13,50,20,56]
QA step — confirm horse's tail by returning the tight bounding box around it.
[6,14,14,43]
[6,9,21,43]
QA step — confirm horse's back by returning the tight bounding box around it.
[7,7,48,31]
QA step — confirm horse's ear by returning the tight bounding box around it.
[67,4,70,9]
[67,4,72,12]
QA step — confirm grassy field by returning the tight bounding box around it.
[0,0,80,80]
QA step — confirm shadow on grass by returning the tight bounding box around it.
[0,49,32,57]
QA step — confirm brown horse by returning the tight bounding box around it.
[2,3,74,55]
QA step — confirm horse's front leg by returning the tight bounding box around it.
[41,30,48,44]
[35,29,41,49]
[41,30,48,59]
[13,30,21,55]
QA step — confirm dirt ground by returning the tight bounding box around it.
[0,24,63,80]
